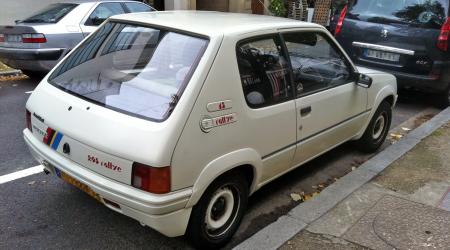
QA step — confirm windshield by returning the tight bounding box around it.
[348,0,449,28]
[48,22,208,121]
[21,3,78,23]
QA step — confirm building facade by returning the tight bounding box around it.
[149,0,270,14]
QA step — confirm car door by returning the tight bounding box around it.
[79,2,126,37]
[236,34,297,183]
[281,30,368,166]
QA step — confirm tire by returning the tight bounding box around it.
[355,101,392,153]
[187,172,249,249]
[436,85,450,108]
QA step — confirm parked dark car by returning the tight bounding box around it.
[331,0,450,107]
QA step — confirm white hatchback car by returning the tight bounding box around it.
[24,11,397,248]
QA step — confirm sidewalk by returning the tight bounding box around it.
[235,107,450,250]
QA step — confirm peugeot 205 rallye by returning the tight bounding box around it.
[24,11,397,249]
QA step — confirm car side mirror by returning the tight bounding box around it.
[91,16,106,26]
[356,73,373,88]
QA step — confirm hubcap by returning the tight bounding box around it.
[205,187,235,232]
[372,113,386,140]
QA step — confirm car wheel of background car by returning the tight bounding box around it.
[355,101,392,153]
[21,70,45,80]
[186,171,248,249]
[436,85,450,108]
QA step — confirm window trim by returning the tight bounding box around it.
[280,30,358,98]
[84,2,126,27]
[122,1,155,12]
[48,21,210,123]
[235,33,296,109]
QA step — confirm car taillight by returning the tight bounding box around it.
[26,110,32,132]
[0,34,4,43]
[22,33,46,43]
[334,5,348,37]
[437,18,450,52]
[132,163,170,194]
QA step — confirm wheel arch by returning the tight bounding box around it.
[354,86,397,140]
[185,148,262,207]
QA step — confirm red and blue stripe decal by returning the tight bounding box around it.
[43,127,64,150]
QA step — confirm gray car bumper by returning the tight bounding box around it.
[0,47,65,72]
[0,47,64,61]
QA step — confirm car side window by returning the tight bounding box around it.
[124,2,153,12]
[237,36,293,108]
[282,32,352,97]
[86,3,125,26]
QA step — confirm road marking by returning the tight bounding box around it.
[0,165,43,184]
[25,91,33,94]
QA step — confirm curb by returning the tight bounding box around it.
[0,70,22,77]
[234,107,450,250]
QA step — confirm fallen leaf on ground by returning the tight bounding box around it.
[28,181,36,185]
[303,194,313,201]
[390,133,403,140]
[401,127,411,131]
[290,193,302,202]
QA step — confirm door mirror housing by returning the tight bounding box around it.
[91,16,106,26]
[356,73,373,88]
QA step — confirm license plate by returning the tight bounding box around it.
[364,49,400,62]
[6,35,22,43]
[54,167,102,202]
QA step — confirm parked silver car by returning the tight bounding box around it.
[0,0,154,77]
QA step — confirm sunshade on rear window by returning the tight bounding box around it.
[348,0,449,28]
[48,22,208,121]
[21,3,78,23]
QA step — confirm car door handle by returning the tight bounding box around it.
[300,106,312,117]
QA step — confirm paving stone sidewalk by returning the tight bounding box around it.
[280,121,450,250]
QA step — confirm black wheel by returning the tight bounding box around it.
[436,85,450,108]
[355,101,392,153]
[187,172,248,249]
[21,70,45,79]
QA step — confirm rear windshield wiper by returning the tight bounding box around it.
[22,19,48,23]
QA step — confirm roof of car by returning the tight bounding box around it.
[110,11,323,37]
[68,0,144,4]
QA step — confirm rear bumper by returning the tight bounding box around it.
[0,47,63,60]
[0,47,64,72]
[23,129,192,237]
[356,62,450,93]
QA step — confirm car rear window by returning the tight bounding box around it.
[21,3,78,23]
[348,0,449,28]
[48,22,208,122]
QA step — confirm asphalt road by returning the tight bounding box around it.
[0,77,441,249]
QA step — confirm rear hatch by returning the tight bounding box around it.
[26,21,209,185]
[337,0,449,76]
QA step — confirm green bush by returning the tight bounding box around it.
[269,0,287,17]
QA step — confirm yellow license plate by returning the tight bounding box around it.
[56,168,102,203]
